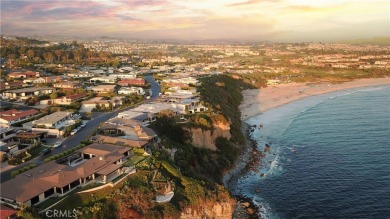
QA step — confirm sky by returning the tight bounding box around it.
[1,0,389,42]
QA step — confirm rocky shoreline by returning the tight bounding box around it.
[223,123,264,218]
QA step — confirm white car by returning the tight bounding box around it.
[53,141,63,148]
[70,129,78,135]
[80,123,86,128]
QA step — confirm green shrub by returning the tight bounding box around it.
[11,170,21,178]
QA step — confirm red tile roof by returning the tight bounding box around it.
[117,79,145,86]
[0,109,39,122]
[66,93,86,100]
[8,71,39,77]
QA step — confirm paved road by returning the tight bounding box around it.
[145,75,161,98]
[0,76,161,183]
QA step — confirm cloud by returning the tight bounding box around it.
[228,0,279,7]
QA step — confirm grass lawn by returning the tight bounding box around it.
[37,187,83,210]
[124,155,146,167]
[52,178,128,211]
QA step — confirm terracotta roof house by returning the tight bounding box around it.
[0,109,40,125]
[117,78,146,86]
[7,71,40,79]
[0,205,17,219]
[0,143,131,207]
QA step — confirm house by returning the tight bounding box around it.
[117,78,145,86]
[80,97,121,113]
[0,143,132,207]
[0,205,18,219]
[40,94,86,106]
[109,74,137,79]
[0,124,16,143]
[2,87,55,100]
[91,135,149,148]
[117,87,145,95]
[89,77,116,84]
[93,118,158,147]
[89,85,116,94]
[7,71,40,79]
[53,81,81,89]
[165,82,190,89]
[25,112,74,137]
[105,117,158,142]
[116,111,156,126]
[0,109,40,125]
[24,76,63,84]
[15,131,47,146]
[0,81,27,90]
[31,111,73,129]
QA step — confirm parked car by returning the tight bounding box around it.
[39,148,51,156]
[70,129,78,135]
[53,141,63,148]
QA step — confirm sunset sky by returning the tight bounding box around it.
[1,0,388,42]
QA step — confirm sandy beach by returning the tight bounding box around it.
[240,78,390,121]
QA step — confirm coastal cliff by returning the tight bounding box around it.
[180,201,235,219]
[186,120,232,151]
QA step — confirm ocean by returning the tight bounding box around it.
[234,86,390,219]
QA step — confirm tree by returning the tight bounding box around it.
[27,50,35,61]
[50,92,58,99]
[54,50,62,61]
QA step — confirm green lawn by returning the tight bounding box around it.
[124,155,146,167]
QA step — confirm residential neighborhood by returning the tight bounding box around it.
[0,35,389,218]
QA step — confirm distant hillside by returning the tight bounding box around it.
[337,37,390,46]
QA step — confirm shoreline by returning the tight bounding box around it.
[240,78,390,121]
[224,77,390,218]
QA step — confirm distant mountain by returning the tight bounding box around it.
[337,37,390,46]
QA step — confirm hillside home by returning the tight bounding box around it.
[0,143,132,206]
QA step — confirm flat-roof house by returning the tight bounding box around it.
[31,111,73,129]
[117,87,145,95]
[0,124,15,143]
[109,74,136,79]
[116,111,156,126]
[0,143,131,206]
[2,87,55,100]
[0,109,40,125]
[89,77,116,84]
[89,85,116,94]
